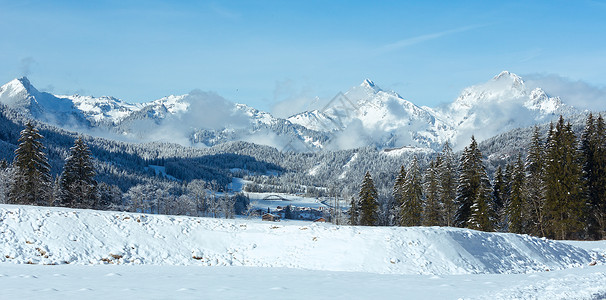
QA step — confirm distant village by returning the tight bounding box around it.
[257,205,328,223]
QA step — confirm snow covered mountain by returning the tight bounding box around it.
[435,71,576,146]
[289,79,455,150]
[0,72,579,152]
[0,78,325,150]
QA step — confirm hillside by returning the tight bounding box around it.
[1,204,602,275]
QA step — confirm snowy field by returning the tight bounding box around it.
[229,177,330,211]
[246,192,328,211]
[1,204,606,299]
[2,264,606,300]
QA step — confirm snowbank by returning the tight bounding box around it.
[0,205,601,275]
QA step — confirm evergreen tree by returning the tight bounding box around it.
[581,114,606,239]
[438,142,457,227]
[467,179,495,232]
[284,204,294,219]
[492,165,506,230]
[506,154,526,233]
[392,165,406,222]
[399,156,423,226]
[525,126,547,236]
[9,122,51,206]
[358,171,379,226]
[59,137,97,208]
[454,136,489,228]
[543,117,584,239]
[423,158,442,226]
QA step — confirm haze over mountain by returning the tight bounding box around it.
[0,71,578,152]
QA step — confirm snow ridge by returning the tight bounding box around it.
[0,205,600,275]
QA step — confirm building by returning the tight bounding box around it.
[262,213,280,222]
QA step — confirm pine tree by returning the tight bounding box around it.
[59,137,97,208]
[467,179,495,232]
[455,136,490,228]
[399,156,423,226]
[438,142,457,227]
[392,165,406,222]
[543,117,584,239]
[506,154,526,234]
[581,114,606,239]
[525,126,547,236]
[358,171,379,226]
[423,158,442,226]
[9,122,51,206]
[492,165,506,230]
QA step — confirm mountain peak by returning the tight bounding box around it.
[1,76,39,97]
[493,71,524,86]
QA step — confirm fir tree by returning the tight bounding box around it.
[438,142,457,227]
[59,137,97,208]
[506,154,526,234]
[9,122,51,206]
[543,117,584,239]
[581,114,606,239]
[467,179,495,232]
[492,165,506,230]
[399,156,423,226]
[454,136,490,228]
[525,126,547,236]
[358,171,379,226]
[392,165,406,222]
[423,158,442,226]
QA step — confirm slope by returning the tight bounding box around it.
[1,204,601,275]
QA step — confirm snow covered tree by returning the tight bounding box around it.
[438,142,458,227]
[423,158,442,226]
[491,165,506,230]
[505,154,526,234]
[525,126,547,237]
[96,182,123,210]
[398,156,423,226]
[58,137,97,208]
[0,165,14,204]
[358,171,379,226]
[467,180,495,232]
[392,165,406,221]
[455,136,490,228]
[9,122,51,206]
[543,117,584,239]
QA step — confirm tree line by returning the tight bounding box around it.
[351,114,606,240]
[0,122,249,218]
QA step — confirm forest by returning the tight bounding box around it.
[0,100,604,240]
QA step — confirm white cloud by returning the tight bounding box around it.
[270,79,319,118]
[123,90,252,146]
[378,24,487,53]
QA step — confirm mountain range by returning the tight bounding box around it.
[0,71,577,152]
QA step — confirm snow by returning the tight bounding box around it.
[0,73,581,152]
[1,264,605,300]
[1,204,601,274]
[1,204,606,299]
[246,192,327,210]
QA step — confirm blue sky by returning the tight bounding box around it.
[1,0,605,115]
